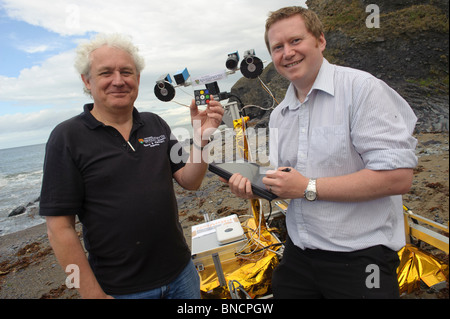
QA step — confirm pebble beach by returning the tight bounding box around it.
[0,132,448,299]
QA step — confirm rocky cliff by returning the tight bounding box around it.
[230,0,449,132]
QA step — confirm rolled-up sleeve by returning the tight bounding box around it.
[351,77,418,171]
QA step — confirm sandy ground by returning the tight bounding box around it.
[0,133,448,299]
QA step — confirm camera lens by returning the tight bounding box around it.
[226,56,239,70]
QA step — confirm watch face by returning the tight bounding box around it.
[305,191,316,201]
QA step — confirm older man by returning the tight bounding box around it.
[39,34,223,299]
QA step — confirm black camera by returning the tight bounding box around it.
[226,51,240,71]
[154,74,175,102]
[240,49,263,79]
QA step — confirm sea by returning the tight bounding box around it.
[0,143,46,237]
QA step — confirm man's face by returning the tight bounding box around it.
[82,45,140,111]
[268,15,326,90]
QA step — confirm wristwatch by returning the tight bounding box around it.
[304,178,317,201]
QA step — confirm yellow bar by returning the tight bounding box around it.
[409,222,449,254]
[406,211,449,233]
[403,205,449,253]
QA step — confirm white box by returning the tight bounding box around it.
[191,215,247,269]
[216,221,245,245]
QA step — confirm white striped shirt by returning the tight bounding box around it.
[269,58,418,252]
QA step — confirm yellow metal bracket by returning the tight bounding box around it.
[403,205,449,254]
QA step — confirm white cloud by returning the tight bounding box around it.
[0,50,83,103]
[19,44,51,54]
[0,0,306,148]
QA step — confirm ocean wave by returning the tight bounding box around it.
[0,170,43,229]
[0,143,45,236]
[0,176,7,189]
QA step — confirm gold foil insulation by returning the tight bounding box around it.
[195,115,281,299]
[197,224,449,298]
[198,218,281,299]
[397,244,448,294]
[233,116,249,161]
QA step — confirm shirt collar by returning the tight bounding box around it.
[81,103,101,129]
[280,58,335,113]
[81,103,144,129]
[311,58,335,97]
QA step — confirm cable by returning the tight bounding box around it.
[171,100,190,108]
[236,204,280,259]
[241,104,269,111]
[226,76,278,115]
[227,93,244,108]
[177,85,194,98]
[228,280,252,299]
[266,200,274,227]
[258,76,279,106]
[237,243,283,256]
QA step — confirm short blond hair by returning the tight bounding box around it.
[264,6,324,53]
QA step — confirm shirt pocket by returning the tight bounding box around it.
[309,126,348,168]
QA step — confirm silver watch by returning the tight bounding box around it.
[304,178,317,201]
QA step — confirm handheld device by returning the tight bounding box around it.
[208,161,277,201]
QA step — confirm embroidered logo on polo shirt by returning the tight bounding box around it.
[138,135,166,148]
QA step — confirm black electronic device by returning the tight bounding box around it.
[226,51,240,71]
[240,50,264,79]
[206,81,220,95]
[208,161,277,201]
[154,81,176,102]
[173,68,190,85]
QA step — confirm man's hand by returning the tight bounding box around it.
[220,174,259,200]
[223,167,307,200]
[262,167,307,199]
[189,97,224,146]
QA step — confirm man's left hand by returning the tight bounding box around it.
[190,97,224,146]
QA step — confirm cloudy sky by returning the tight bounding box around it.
[0,0,306,149]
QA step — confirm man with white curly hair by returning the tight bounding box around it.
[39,33,224,299]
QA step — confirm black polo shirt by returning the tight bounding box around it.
[40,104,191,295]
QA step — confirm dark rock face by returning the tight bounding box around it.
[230,0,449,133]
[230,63,289,123]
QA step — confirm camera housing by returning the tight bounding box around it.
[153,49,265,102]
[226,51,240,71]
[173,68,190,85]
[240,49,263,79]
[154,74,175,102]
